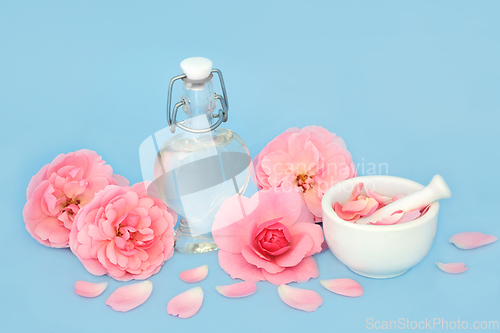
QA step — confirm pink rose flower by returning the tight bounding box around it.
[253,126,356,221]
[69,183,176,281]
[23,149,128,248]
[212,187,324,285]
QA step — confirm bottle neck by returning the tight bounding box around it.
[181,79,216,130]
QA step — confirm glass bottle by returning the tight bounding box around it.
[153,57,250,254]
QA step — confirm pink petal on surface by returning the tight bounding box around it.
[216,281,257,298]
[179,265,209,283]
[277,284,323,312]
[320,278,363,297]
[105,281,153,312]
[449,232,498,250]
[167,286,204,319]
[436,262,468,274]
[74,281,108,298]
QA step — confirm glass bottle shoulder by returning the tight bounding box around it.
[159,128,247,154]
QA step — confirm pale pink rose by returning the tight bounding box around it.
[212,187,324,285]
[23,149,128,248]
[69,182,176,281]
[253,126,356,221]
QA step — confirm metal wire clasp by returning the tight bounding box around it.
[166,69,228,134]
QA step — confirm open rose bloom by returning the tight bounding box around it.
[253,126,356,221]
[212,187,324,285]
[23,149,127,248]
[69,183,176,281]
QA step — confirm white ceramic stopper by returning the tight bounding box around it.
[180,57,213,80]
[356,174,452,224]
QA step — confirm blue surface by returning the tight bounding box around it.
[1,0,499,332]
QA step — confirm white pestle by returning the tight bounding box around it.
[356,174,452,225]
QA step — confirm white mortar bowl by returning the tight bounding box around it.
[322,175,439,279]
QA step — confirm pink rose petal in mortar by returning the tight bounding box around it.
[179,265,209,283]
[349,183,363,201]
[277,284,323,312]
[397,209,422,224]
[167,286,204,319]
[366,189,393,206]
[105,281,153,312]
[320,278,363,297]
[391,194,405,202]
[333,202,359,221]
[74,281,108,298]
[449,232,498,250]
[436,262,468,274]
[420,205,430,216]
[342,199,368,213]
[369,211,404,225]
[216,281,257,298]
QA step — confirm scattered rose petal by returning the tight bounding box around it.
[167,286,204,319]
[216,281,257,298]
[277,284,323,312]
[436,262,467,274]
[74,281,108,298]
[180,265,209,283]
[105,281,153,312]
[449,232,498,250]
[320,278,363,297]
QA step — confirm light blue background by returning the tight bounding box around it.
[1,0,499,332]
